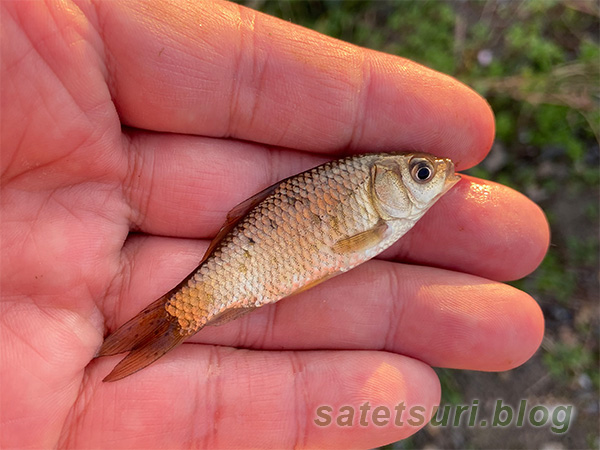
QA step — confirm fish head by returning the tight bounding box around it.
[371,153,460,221]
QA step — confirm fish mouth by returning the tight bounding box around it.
[441,158,461,192]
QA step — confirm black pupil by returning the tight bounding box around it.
[417,166,431,180]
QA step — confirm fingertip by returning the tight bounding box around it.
[466,283,545,371]
[484,286,545,371]
[306,352,441,448]
[459,86,496,169]
[359,56,495,167]
[392,267,544,373]
[394,356,442,418]
[514,198,551,280]
[518,290,545,367]
[478,179,550,281]
[359,354,442,411]
[413,67,496,170]
[436,176,551,281]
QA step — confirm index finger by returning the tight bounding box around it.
[93,0,494,167]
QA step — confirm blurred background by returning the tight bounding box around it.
[237,1,599,448]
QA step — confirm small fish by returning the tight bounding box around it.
[97,153,460,381]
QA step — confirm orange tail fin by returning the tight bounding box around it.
[96,296,189,382]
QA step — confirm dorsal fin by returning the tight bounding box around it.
[199,179,285,264]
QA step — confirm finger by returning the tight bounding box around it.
[109,242,544,373]
[195,262,545,373]
[92,0,494,166]
[121,133,548,281]
[387,174,550,281]
[73,348,440,449]
[120,132,327,238]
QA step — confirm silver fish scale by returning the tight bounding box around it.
[165,154,387,333]
[99,152,457,382]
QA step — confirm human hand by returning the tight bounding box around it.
[1,1,548,448]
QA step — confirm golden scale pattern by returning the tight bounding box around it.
[164,155,383,333]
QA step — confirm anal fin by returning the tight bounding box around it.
[207,306,257,327]
[290,272,340,296]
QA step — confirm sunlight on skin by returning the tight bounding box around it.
[464,181,494,204]
[361,363,405,401]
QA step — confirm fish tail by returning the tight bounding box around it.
[96,296,189,382]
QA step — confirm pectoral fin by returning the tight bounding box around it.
[331,221,388,254]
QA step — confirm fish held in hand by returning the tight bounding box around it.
[97,153,460,381]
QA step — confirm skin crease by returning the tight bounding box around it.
[0,0,549,449]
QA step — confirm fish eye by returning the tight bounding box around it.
[410,159,435,183]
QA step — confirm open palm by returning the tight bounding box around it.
[1,1,548,448]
